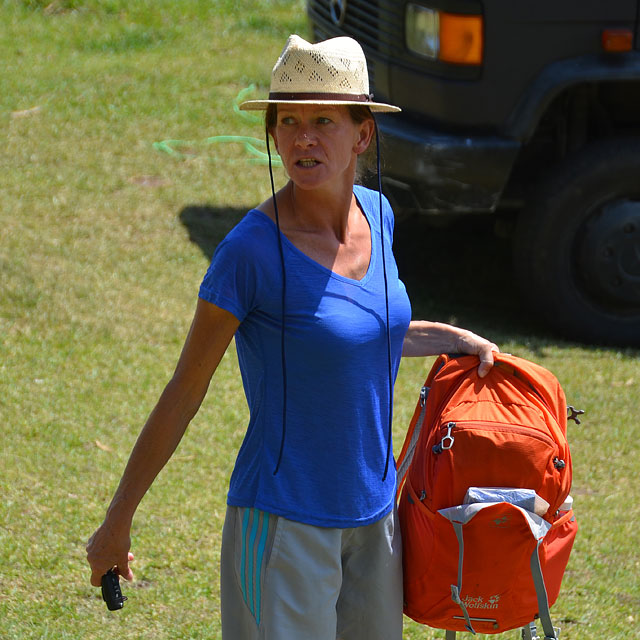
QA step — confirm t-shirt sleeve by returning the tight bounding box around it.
[382,192,395,239]
[354,184,395,241]
[198,230,259,323]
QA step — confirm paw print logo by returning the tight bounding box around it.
[488,594,501,605]
[492,515,510,528]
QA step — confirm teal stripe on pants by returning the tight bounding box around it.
[248,509,260,616]
[255,512,270,624]
[239,508,271,622]
[240,509,251,608]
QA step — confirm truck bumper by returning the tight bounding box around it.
[376,115,521,216]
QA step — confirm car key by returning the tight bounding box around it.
[101,568,127,610]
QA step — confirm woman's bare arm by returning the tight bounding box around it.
[86,299,240,586]
[402,320,499,377]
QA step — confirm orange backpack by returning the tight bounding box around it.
[396,353,580,640]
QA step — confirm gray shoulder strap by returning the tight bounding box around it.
[396,387,428,482]
[530,540,560,639]
[450,521,476,634]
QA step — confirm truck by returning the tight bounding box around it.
[307,0,640,346]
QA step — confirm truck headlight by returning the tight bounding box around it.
[405,4,439,60]
[406,3,483,65]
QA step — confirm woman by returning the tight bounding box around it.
[86,35,498,639]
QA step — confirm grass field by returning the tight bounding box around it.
[1,1,639,638]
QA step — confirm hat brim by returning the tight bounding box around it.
[239,99,401,113]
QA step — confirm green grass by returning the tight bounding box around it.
[1,1,639,638]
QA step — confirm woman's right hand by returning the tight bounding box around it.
[86,519,135,587]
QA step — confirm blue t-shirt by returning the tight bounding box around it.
[199,185,412,527]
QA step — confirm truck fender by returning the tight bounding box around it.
[507,51,640,141]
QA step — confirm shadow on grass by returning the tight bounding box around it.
[178,204,556,347]
[179,204,248,260]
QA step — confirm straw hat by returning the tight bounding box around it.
[239,34,401,113]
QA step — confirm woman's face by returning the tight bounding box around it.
[271,104,374,191]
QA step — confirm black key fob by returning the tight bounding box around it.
[101,568,127,611]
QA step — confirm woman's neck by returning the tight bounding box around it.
[286,179,356,238]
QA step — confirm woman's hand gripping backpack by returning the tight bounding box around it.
[396,353,580,640]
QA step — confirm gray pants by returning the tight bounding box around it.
[220,506,403,640]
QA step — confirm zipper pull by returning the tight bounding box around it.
[432,421,456,455]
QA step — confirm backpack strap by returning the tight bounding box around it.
[395,353,452,499]
[530,540,560,639]
[395,385,429,493]
[450,522,477,635]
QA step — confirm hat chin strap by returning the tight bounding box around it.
[374,117,394,483]
[265,125,288,477]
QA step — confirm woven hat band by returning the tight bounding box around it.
[268,92,372,103]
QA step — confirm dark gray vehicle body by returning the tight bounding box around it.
[308,0,640,345]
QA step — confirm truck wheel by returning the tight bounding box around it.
[514,138,640,346]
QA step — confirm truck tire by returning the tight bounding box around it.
[514,138,640,347]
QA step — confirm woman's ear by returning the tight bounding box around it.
[353,118,375,155]
[269,128,280,155]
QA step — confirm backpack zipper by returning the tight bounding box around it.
[423,419,564,511]
[432,420,558,453]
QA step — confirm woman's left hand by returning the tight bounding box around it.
[402,321,499,378]
[454,330,500,378]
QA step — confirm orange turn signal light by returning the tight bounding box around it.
[439,13,483,65]
[601,28,633,52]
